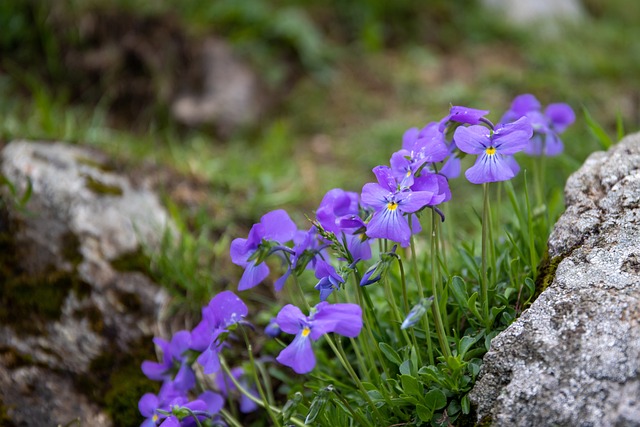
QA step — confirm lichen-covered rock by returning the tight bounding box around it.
[470,133,640,426]
[0,140,171,426]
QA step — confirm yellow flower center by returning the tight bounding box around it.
[387,201,398,211]
[302,327,311,337]
[152,415,159,422]
[485,146,496,155]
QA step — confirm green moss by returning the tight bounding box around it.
[83,174,124,196]
[76,338,159,427]
[534,248,570,298]
[75,155,117,172]
[60,231,84,268]
[0,209,91,334]
[0,347,36,369]
[111,248,151,274]
[0,397,17,427]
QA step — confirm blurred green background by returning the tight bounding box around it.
[1,0,639,308]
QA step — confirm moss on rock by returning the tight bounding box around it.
[83,174,124,196]
[76,338,159,427]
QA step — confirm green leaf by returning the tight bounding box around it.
[467,292,483,323]
[485,330,500,351]
[416,404,434,422]
[281,392,303,422]
[379,342,402,366]
[616,111,625,141]
[449,276,469,309]
[361,382,377,391]
[461,394,471,414]
[399,359,412,376]
[583,107,613,149]
[410,346,418,374]
[424,388,447,412]
[458,333,483,359]
[305,387,332,424]
[400,374,422,397]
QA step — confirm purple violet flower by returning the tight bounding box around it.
[190,291,248,374]
[397,123,449,186]
[275,302,363,374]
[138,381,185,427]
[179,391,225,427]
[141,331,195,393]
[454,116,533,184]
[439,106,491,132]
[316,189,360,233]
[316,189,372,262]
[265,317,281,338]
[230,209,297,291]
[500,94,575,156]
[361,166,440,247]
[313,259,345,301]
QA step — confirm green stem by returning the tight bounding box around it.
[324,334,383,421]
[220,356,308,427]
[183,408,204,427]
[220,408,244,427]
[481,183,491,328]
[410,235,434,365]
[431,210,451,359]
[524,171,539,279]
[242,329,282,427]
[397,255,409,313]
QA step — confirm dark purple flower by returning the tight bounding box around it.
[191,291,248,374]
[360,166,440,247]
[454,116,533,184]
[313,259,345,301]
[439,106,490,132]
[500,94,575,156]
[141,331,195,393]
[230,209,297,291]
[275,302,363,374]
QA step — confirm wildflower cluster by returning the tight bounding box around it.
[139,94,573,426]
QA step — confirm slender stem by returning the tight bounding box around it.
[410,235,434,365]
[220,408,244,427]
[242,329,282,427]
[350,270,383,384]
[383,275,414,350]
[324,334,383,421]
[331,386,374,427]
[524,171,539,278]
[481,183,491,327]
[397,256,409,313]
[430,209,452,359]
[182,408,205,427]
[219,356,308,427]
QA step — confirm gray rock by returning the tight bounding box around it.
[481,0,584,37]
[0,140,171,426]
[470,132,640,426]
[171,37,268,136]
